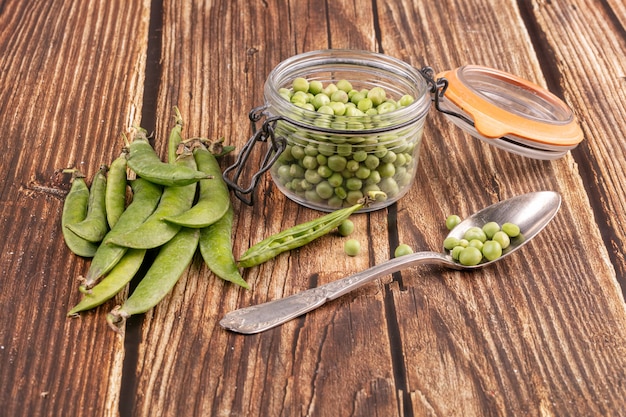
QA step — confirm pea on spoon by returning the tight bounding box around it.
[220,191,561,334]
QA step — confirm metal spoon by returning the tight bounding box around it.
[220,191,561,334]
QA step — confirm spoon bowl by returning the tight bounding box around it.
[445,190,561,268]
[221,191,561,334]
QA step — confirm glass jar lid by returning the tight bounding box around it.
[435,65,584,159]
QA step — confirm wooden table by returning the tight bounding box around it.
[2,0,626,416]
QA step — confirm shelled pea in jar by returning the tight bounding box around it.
[261,49,431,212]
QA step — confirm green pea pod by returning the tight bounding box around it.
[199,205,249,288]
[237,192,385,268]
[66,165,109,243]
[105,151,128,229]
[81,178,162,290]
[106,227,200,332]
[107,149,197,249]
[68,248,146,315]
[163,143,229,228]
[61,170,99,257]
[126,128,210,187]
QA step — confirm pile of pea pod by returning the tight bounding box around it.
[62,108,247,332]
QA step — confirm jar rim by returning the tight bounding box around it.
[263,49,431,133]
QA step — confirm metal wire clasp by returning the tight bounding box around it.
[419,66,474,127]
[222,105,287,205]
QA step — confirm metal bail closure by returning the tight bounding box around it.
[222,106,287,205]
[432,65,584,160]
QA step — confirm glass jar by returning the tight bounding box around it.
[222,49,583,210]
[261,49,431,212]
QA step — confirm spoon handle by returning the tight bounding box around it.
[220,251,453,334]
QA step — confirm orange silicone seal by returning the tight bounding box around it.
[437,65,584,147]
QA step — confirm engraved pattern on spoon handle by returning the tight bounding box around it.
[220,251,452,334]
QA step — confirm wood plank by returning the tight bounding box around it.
[0,1,150,416]
[379,0,626,415]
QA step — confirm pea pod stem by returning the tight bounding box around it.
[61,169,99,257]
[168,107,184,164]
[237,191,385,268]
[65,165,110,243]
[106,227,200,333]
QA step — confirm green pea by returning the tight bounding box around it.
[378,162,395,178]
[355,166,371,179]
[292,77,310,92]
[105,152,128,229]
[66,165,109,243]
[451,246,464,261]
[346,177,363,191]
[367,86,386,106]
[379,177,399,197]
[443,236,460,250]
[331,90,349,104]
[318,143,336,156]
[394,244,413,258]
[286,165,302,180]
[302,155,318,170]
[350,92,366,104]
[304,144,318,156]
[305,169,323,184]
[346,190,364,205]
[337,219,354,236]
[315,181,334,199]
[336,79,353,92]
[468,239,484,251]
[357,98,373,112]
[309,80,324,95]
[163,143,231,228]
[458,246,483,266]
[317,165,333,178]
[364,155,380,170]
[290,145,305,160]
[199,205,248,288]
[502,222,521,237]
[365,170,381,185]
[329,101,346,115]
[482,240,502,261]
[492,231,511,249]
[377,102,397,114]
[107,227,200,332]
[327,155,347,172]
[61,170,99,257]
[399,94,415,106]
[328,172,344,187]
[353,150,368,162]
[482,221,500,239]
[445,214,462,230]
[323,83,338,96]
[463,226,487,243]
[344,239,361,256]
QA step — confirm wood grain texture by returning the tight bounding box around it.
[1,0,625,416]
[0,1,150,416]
